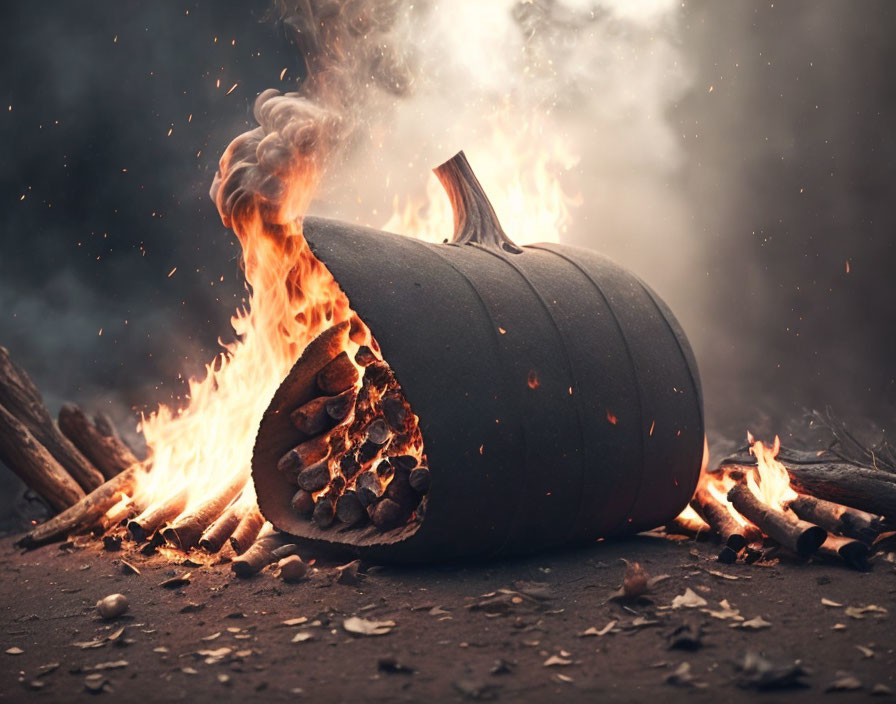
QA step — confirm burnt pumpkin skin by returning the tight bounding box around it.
[252,153,703,562]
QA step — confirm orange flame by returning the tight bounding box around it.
[745,432,798,511]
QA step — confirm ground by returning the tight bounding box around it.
[1,533,894,703]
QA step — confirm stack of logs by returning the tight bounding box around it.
[0,346,139,513]
[670,447,895,570]
[280,343,431,534]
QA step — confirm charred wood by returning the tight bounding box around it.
[198,502,247,553]
[58,403,139,480]
[163,473,247,550]
[317,352,358,395]
[818,534,871,571]
[325,388,356,422]
[312,495,336,528]
[689,485,756,554]
[0,347,104,491]
[128,489,188,542]
[788,494,880,544]
[290,489,315,515]
[369,498,404,530]
[231,525,289,578]
[409,466,431,495]
[365,418,390,445]
[783,463,896,520]
[354,346,377,367]
[229,505,265,554]
[15,466,142,549]
[727,483,826,557]
[0,402,85,512]
[289,396,332,435]
[296,460,331,492]
[335,490,365,526]
[278,435,330,474]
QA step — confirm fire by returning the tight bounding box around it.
[745,432,798,511]
[382,114,581,245]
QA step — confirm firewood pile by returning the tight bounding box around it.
[667,423,896,571]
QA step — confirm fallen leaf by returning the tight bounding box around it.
[581,620,617,637]
[871,684,893,696]
[86,660,128,671]
[73,639,107,650]
[856,645,874,659]
[281,617,308,627]
[665,661,706,688]
[120,560,140,576]
[159,573,191,589]
[543,655,574,667]
[552,673,574,683]
[343,617,396,636]
[845,604,887,619]
[827,674,862,692]
[832,623,847,631]
[671,588,707,609]
[737,616,772,630]
[201,632,221,642]
[6,647,23,655]
[821,598,843,608]
[736,651,808,690]
[621,560,648,598]
[704,599,743,621]
[291,632,313,643]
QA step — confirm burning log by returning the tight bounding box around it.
[0,402,86,512]
[162,473,248,550]
[727,483,827,557]
[296,460,331,492]
[369,497,404,530]
[316,351,358,395]
[58,404,139,481]
[128,489,189,542]
[229,505,265,554]
[818,534,871,571]
[198,502,247,553]
[783,463,896,520]
[0,348,104,492]
[312,494,336,528]
[788,494,881,544]
[15,466,142,549]
[408,466,431,495]
[354,346,376,367]
[289,389,357,435]
[231,525,289,578]
[689,485,756,555]
[278,435,330,474]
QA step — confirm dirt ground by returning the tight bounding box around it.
[1,532,894,703]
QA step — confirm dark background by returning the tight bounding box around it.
[1,2,894,514]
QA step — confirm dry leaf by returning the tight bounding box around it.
[671,588,707,609]
[737,616,772,630]
[543,655,574,667]
[343,617,396,636]
[201,632,221,642]
[703,599,743,621]
[291,632,313,643]
[621,560,648,598]
[856,645,874,659]
[821,598,843,608]
[281,617,308,627]
[6,647,23,655]
[581,620,617,637]
[845,604,887,619]
[827,674,862,692]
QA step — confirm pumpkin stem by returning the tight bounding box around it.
[433,151,523,254]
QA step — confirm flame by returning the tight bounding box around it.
[745,432,798,511]
[383,113,581,245]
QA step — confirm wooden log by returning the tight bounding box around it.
[312,495,336,528]
[229,505,265,554]
[784,463,896,520]
[354,346,377,367]
[788,494,881,544]
[0,402,85,511]
[198,502,247,553]
[366,418,390,445]
[326,388,356,422]
[290,489,315,515]
[231,525,289,578]
[316,351,358,395]
[356,471,382,507]
[409,466,431,495]
[128,489,189,542]
[690,485,756,553]
[290,396,332,435]
[99,493,146,531]
[0,347,103,491]
[58,404,140,481]
[92,412,118,440]
[382,395,407,432]
[727,483,826,557]
[15,466,142,549]
[369,498,404,530]
[818,534,871,571]
[296,460,331,492]
[278,435,330,474]
[335,490,365,526]
[163,472,248,550]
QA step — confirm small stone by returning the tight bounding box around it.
[277,555,309,583]
[827,674,862,692]
[96,594,129,619]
